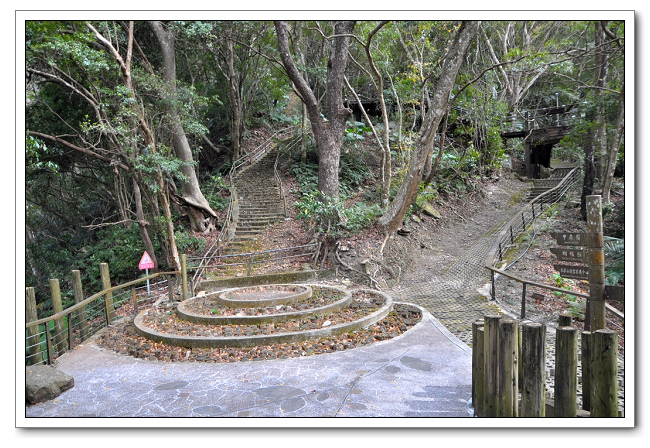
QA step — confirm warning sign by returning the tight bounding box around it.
[139,251,155,270]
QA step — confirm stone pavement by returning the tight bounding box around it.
[388,211,511,347]
[22,306,474,424]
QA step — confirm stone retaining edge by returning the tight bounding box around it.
[133,289,394,349]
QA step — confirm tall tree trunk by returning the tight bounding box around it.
[379,21,480,234]
[132,177,158,269]
[275,20,355,202]
[593,21,610,187]
[602,81,624,205]
[149,21,217,233]
[225,28,243,162]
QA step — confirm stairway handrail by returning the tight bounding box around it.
[191,126,296,288]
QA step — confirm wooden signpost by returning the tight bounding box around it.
[549,196,607,331]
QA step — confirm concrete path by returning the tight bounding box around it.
[22,306,473,424]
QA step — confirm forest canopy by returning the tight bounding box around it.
[20,15,629,317]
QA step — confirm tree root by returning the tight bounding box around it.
[335,246,380,290]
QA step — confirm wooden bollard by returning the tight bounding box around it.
[25,287,43,365]
[498,319,518,417]
[555,326,578,417]
[472,321,485,417]
[71,270,89,341]
[49,279,68,356]
[591,329,619,417]
[521,322,546,417]
[484,314,501,417]
[581,331,592,412]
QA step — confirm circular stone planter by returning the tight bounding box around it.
[176,285,351,326]
[217,284,313,308]
[133,288,394,349]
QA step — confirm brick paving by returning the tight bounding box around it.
[388,208,513,347]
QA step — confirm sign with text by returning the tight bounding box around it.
[551,232,586,247]
[139,251,154,270]
[554,264,589,281]
[550,247,587,263]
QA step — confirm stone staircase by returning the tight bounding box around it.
[217,148,286,272]
[524,166,575,202]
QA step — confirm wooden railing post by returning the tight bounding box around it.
[71,270,89,341]
[99,263,115,324]
[591,329,619,417]
[472,321,485,417]
[554,326,578,417]
[521,322,546,417]
[181,254,188,301]
[25,287,43,365]
[521,282,527,319]
[132,287,138,313]
[49,279,68,356]
[498,319,518,417]
[484,314,501,417]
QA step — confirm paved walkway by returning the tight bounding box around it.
[22,179,529,424]
[23,306,473,423]
[388,215,509,347]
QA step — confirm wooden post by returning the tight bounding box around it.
[586,195,606,331]
[181,254,188,301]
[517,325,523,395]
[132,287,138,313]
[581,331,592,412]
[49,279,68,356]
[521,282,527,319]
[558,312,572,327]
[591,329,619,417]
[25,287,43,365]
[71,270,89,341]
[498,319,518,417]
[491,270,496,301]
[167,275,174,302]
[521,322,546,417]
[472,321,485,417]
[484,314,501,417]
[99,263,115,324]
[554,326,578,417]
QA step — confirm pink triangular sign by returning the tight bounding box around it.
[139,251,155,269]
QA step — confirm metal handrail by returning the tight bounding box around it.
[485,166,580,268]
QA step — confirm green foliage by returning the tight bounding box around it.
[203,174,231,211]
[344,121,371,142]
[79,224,152,293]
[551,273,578,302]
[294,191,382,237]
[174,229,206,254]
[604,237,625,286]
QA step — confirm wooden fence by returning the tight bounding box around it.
[472,313,620,417]
[25,262,181,366]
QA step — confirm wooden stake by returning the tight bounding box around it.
[591,329,619,417]
[521,322,546,417]
[554,326,578,417]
